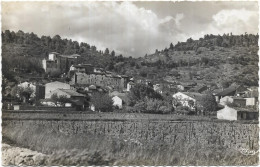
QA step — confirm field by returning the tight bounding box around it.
[2,111,259,166]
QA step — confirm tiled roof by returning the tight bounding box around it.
[193,85,207,91]
[182,92,205,100]
[233,107,258,113]
[59,89,85,97]
[50,52,60,54]
[215,86,237,96]
[59,54,81,58]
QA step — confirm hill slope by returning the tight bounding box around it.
[2,30,258,87]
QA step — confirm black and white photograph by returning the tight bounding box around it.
[1,0,259,166]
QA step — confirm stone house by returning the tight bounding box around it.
[217,105,258,121]
[220,96,246,107]
[214,85,247,102]
[42,52,81,74]
[71,72,129,91]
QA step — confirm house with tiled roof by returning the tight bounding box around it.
[172,92,205,110]
[217,105,258,121]
[214,85,247,102]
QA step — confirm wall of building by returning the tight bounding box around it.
[217,106,237,120]
[245,98,256,106]
[219,96,233,105]
[173,92,196,108]
[71,73,126,91]
[112,96,123,109]
[42,59,60,73]
[35,85,45,100]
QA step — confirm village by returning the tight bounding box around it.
[2,1,259,166]
[3,51,258,121]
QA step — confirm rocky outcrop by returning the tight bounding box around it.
[2,143,47,166]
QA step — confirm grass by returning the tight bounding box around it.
[2,120,259,166]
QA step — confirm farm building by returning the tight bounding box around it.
[220,96,246,107]
[217,105,258,121]
[215,85,247,102]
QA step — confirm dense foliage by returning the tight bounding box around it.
[197,92,218,115]
[11,86,34,103]
[90,92,113,112]
[126,83,173,114]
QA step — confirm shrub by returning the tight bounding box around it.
[90,92,113,112]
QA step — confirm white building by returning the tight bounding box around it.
[110,91,127,109]
[127,81,135,92]
[172,92,204,109]
[219,96,234,105]
[112,96,123,109]
[217,105,237,120]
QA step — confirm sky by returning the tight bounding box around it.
[1,1,259,57]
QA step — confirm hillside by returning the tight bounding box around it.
[138,33,259,87]
[2,30,258,88]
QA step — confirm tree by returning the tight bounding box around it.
[50,93,59,106]
[58,95,70,106]
[50,94,70,106]
[91,92,113,112]
[91,46,96,51]
[145,98,173,114]
[11,86,34,103]
[170,43,174,50]
[111,50,115,57]
[197,92,218,116]
[128,83,163,106]
[104,48,109,55]
[221,80,231,89]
